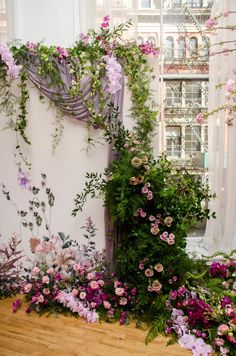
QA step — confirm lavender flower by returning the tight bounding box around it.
[17,171,31,190]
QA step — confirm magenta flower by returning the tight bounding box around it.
[195,112,205,124]
[205,17,218,29]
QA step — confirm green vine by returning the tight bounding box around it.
[16,69,30,144]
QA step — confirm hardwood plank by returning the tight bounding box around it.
[0,296,190,356]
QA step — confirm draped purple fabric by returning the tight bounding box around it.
[27,58,124,269]
[27,60,124,124]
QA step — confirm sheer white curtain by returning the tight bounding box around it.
[204,0,236,254]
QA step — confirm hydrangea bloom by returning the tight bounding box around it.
[0,44,22,78]
[104,55,122,94]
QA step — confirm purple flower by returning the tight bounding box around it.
[17,171,31,189]
[104,55,122,94]
[210,262,228,278]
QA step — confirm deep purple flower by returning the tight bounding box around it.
[210,262,228,278]
[221,296,233,308]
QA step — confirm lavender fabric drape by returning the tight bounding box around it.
[27,58,124,269]
[27,59,124,124]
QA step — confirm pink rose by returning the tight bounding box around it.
[87,272,95,280]
[90,281,99,289]
[139,263,144,270]
[115,287,125,296]
[218,324,229,335]
[154,263,163,272]
[32,266,40,275]
[150,226,160,235]
[149,215,156,221]
[72,289,79,297]
[43,288,50,295]
[24,283,32,293]
[145,269,154,277]
[46,267,54,274]
[90,302,97,309]
[119,297,127,306]
[103,300,111,309]
[152,280,162,292]
[38,294,44,303]
[42,276,50,284]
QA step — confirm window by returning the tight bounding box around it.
[0,0,7,42]
[165,81,182,107]
[189,37,198,57]
[185,0,203,8]
[140,0,151,8]
[140,0,159,9]
[185,82,201,106]
[201,37,210,59]
[165,36,174,59]
[172,0,182,8]
[166,126,181,158]
[185,126,201,154]
[178,37,186,58]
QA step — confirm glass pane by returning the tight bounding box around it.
[140,0,151,8]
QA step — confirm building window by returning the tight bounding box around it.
[201,37,210,59]
[189,37,198,56]
[165,36,174,59]
[165,81,182,107]
[140,0,151,8]
[178,37,186,58]
[172,0,182,8]
[185,0,203,8]
[140,0,159,9]
[185,126,201,154]
[185,82,202,107]
[166,126,181,158]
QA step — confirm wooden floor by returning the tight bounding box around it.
[0,296,190,356]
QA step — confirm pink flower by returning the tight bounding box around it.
[145,268,154,277]
[24,283,32,293]
[149,215,156,221]
[147,286,153,292]
[72,289,79,297]
[80,292,87,300]
[87,272,95,280]
[154,263,163,272]
[151,280,162,292]
[218,324,230,335]
[43,288,50,295]
[225,79,235,94]
[215,338,224,346]
[142,186,149,194]
[205,18,218,29]
[151,226,160,235]
[115,287,125,296]
[195,112,205,124]
[101,22,109,29]
[139,263,145,270]
[38,294,44,303]
[119,297,128,306]
[103,15,110,22]
[90,302,97,309]
[223,10,230,17]
[103,300,111,309]
[42,276,50,284]
[98,279,105,286]
[140,211,147,218]
[32,266,40,275]
[90,281,99,289]
[46,267,54,274]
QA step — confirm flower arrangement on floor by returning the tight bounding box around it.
[166,254,236,356]
[0,233,23,299]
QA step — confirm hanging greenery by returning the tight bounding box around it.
[0,18,159,147]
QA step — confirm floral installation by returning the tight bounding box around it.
[166,254,236,355]
[0,15,159,151]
